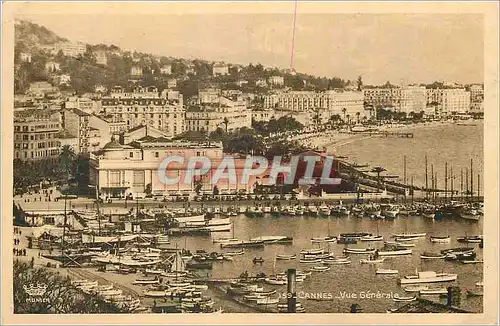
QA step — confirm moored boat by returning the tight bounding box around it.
[420,251,446,259]
[393,295,417,302]
[376,268,398,275]
[399,271,457,284]
[276,254,297,260]
[430,235,451,243]
[343,248,376,255]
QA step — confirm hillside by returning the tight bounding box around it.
[14,19,350,96]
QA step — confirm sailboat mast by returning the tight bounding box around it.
[465,168,469,202]
[430,164,434,204]
[410,175,414,204]
[460,169,464,200]
[470,159,474,202]
[403,155,407,185]
[477,174,480,200]
[425,154,428,200]
[450,167,454,201]
[62,195,67,253]
[444,162,448,202]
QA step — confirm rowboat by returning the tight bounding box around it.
[132,278,159,285]
[420,287,448,295]
[399,271,457,284]
[224,249,245,256]
[360,257,385,264]
[396,243,415,248]
[392,232,426,238]
[276,254,297,260]
[457,235,483,243]
[393,295,417,302]
[378,248,412,256]
[300,248,324,255]
[343,248,376,254]
[359,235,384,242]
[256,297,280,305]
[311,265,330,272]
[461,260,483,264]
[322,258,351,265]
[376,268,398,275]
[403,285,429,292]
[264,277,287,285]
[430,236,451,243]
[311,236,336,243]
[299,258,323,264]
[420,252,446,259]
[213,238,240,244]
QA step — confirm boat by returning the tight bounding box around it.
[318,205,331,216]
[393,295,417,302]
[132,278,160,285]
[303,252,334,260]
[275,254,297,260]
[392,232,426,238]
[430,235,451,243]
[466,290,483,297]
[420,252,446,259]
[144,290,169,298]
[457,235,483,243]
[224,249,245,256]
[476,281,483,287]
[420,287,448,295]
[399,271,458,284]
[311,236,336,243]
[311,265,330,272]
[403,285,429,293]
[461,260,483,264]
[377,248,412,256]
[395,236,419,242]
[249,236,293,244]
[300,248,324,255]
[253,257,264,264]
[360,235,384,242]
[339,232,372,239]
[299,258,323,264]
[322,257,351,265]
[264,277,287,285]
[343,248,376,255]
[445,251,476,261]
[256,297,280,305]
[376,268,398,275]
[396,243,416,248]
[220,241,265,249]
[213,238,240,244]
[174,214,206,224]
[360,257,385,264]
[337,237,357,244]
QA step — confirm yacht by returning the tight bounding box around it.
[399,271,458,284]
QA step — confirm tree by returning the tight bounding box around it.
[59,145,76,181]
[223,117,229,133]
[371,166,387,191]
[357,76,363,91]
[356,112,361,123]
[342,108,347,122]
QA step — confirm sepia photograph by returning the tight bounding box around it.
[1,1,498,325]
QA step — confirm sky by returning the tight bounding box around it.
[17,13,484,85]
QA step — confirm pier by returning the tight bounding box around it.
[380,131,414,138]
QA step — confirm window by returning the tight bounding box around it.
[155,152,159,158]
[129,152,133,158]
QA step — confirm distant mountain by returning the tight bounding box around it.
[15,20,68,52]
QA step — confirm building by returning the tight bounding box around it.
[62,108,92,154]
[167,78,177,89]
[130,66,143,77]
[56,129,79,153]
[57,74,71,86]
[53,42,87,57]
[469,84,484,102]
[186,97,252,133]
[323,91,367,120]
[212,63,229,75]
[95,84,107,93]
[100,88,185,138]
[393,86,427,114]
[160,64,172,75]
[89,137,268,198]
[268,75,284,86]
[256,79,268,87]
[95,51,108,65]
[199,88,221,104]
[110,86,159,99]
[45,61,61,73]
[14,110,61,161]
[100,115,127,135]
[20,52,32,63]
[251,109,275,122]
[426,88,471,116]
[28,82,58,97]
[122,124,171,145]
[65,97,100,114]
[363,88,396,108]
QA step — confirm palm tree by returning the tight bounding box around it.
[223,117,229,133]
[342,108,347,123]
[371,166,387,191]
[346,114,351,126]
[59,145,76,181]
[356,112,361,123]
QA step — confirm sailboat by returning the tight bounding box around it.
[360,222,383,241]
[213,222,239,244]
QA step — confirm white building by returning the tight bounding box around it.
[20,52,32,63]
[426,88,471,116]
[469,84,484,102]
[95,51,108,65]
[268,76,284,86]
[65,97,100,114]
[199,88,221,104]
[212,63,229,75]
[45,61,61,72]
[167,78,177,89]
[393,86,427,114]
[131,66,143,77]
[160,64,172,75]
[53,42,87,57]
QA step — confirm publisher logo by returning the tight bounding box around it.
[23,283,50,303]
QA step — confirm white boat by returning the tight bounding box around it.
[404,285,430,292]
[343,248,376,254]
[250,235,292,243]
[420,288,448,295]
[360,235,384,242]
[144,290,169,297]
[319,205,331,216]
[188,218,231,227]
[393,295,417,302]
[399,271,458,284]
[392,232,426,238]
[264,277,287,285]
[311,265,330,272]
[145,268,164,275]
[322,258,351,265]
[430,236,451,243]
[395,236,419,242]
[360,257,385,264]
[303,252,334,260]
[276,254,297,260]
[174,214,206,223]
[396,243,416,248]
[476,281,483,287]
[224,249,245,256]
[133,278,159,285]
[213,238,240,244]
[461,260,483,264]
[311,236,336,243]
[420,252,446,259]
[299,258,323,264]
[263,206,272,213]
[378,248,412,256]
[256,297,280,305]
[300,248,324,255]
[308,206,319,215]
[376,268,399,275]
